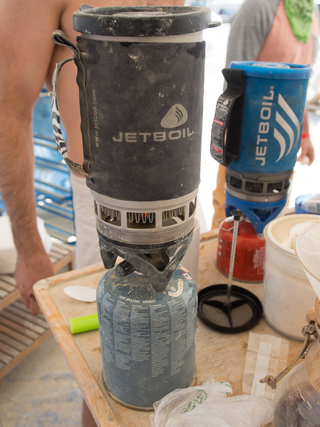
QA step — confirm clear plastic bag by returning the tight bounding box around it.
[273,361,320,426]
[150,378,273,427]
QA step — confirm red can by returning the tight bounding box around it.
[216,217,265,282]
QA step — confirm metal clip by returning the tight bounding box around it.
[216,216,247,232]
[260,322,317,390]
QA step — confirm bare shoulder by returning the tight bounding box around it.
[0,0,63,42]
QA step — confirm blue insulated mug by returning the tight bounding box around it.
[211,61,312,173]
[230,61,311,174]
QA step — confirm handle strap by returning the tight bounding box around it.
[51,30,89,176]
[210,68,245,166]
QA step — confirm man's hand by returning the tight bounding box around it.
[297,135,315,165]
[0,0,60,315]
[15,250,54,315]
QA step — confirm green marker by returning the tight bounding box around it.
[70,313,99,334]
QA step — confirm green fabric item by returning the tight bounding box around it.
[284,0,314,43]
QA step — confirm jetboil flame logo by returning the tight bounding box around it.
[112,104,194,142]
[160,104,188,128]
[274,94,300,162]
[255,87,300,166]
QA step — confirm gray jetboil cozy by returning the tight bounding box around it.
[51,5,219,290]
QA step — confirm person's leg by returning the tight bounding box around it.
[211,164,226,229]
[70,173,101,269]
[70,173,100,427]
[82,401,98,427]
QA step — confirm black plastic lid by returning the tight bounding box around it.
[198,284,263,334]
[73,4,220,37]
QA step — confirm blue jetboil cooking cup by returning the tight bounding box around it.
[211,61,312,172]
[228,61,312,174]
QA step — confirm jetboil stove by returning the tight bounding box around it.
[211,61,312,233]
[211,61,312,283]
[197,62,313,334]
[51,5,219,409]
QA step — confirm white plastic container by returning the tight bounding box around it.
[263,214,320,340]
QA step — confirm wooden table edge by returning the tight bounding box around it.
[33,279,122,427]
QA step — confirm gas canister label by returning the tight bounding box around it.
[96,268,198,408]
[98,287,197,377]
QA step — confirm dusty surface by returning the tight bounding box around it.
[0,336,82,427]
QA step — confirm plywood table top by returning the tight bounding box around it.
[34,230,302,427]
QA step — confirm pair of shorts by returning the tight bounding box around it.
[70,173,101,269]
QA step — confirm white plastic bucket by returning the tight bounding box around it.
[263,214,320,340]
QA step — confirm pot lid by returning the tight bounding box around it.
[73,5,220,37]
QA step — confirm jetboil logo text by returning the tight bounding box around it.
[112,104,195,142]
[255,87,300,166]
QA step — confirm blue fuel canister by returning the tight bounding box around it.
[295,194,320,215]
[96,265,197,409]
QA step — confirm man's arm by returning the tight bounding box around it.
[0,0,62,314]
[298,109,314,165]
